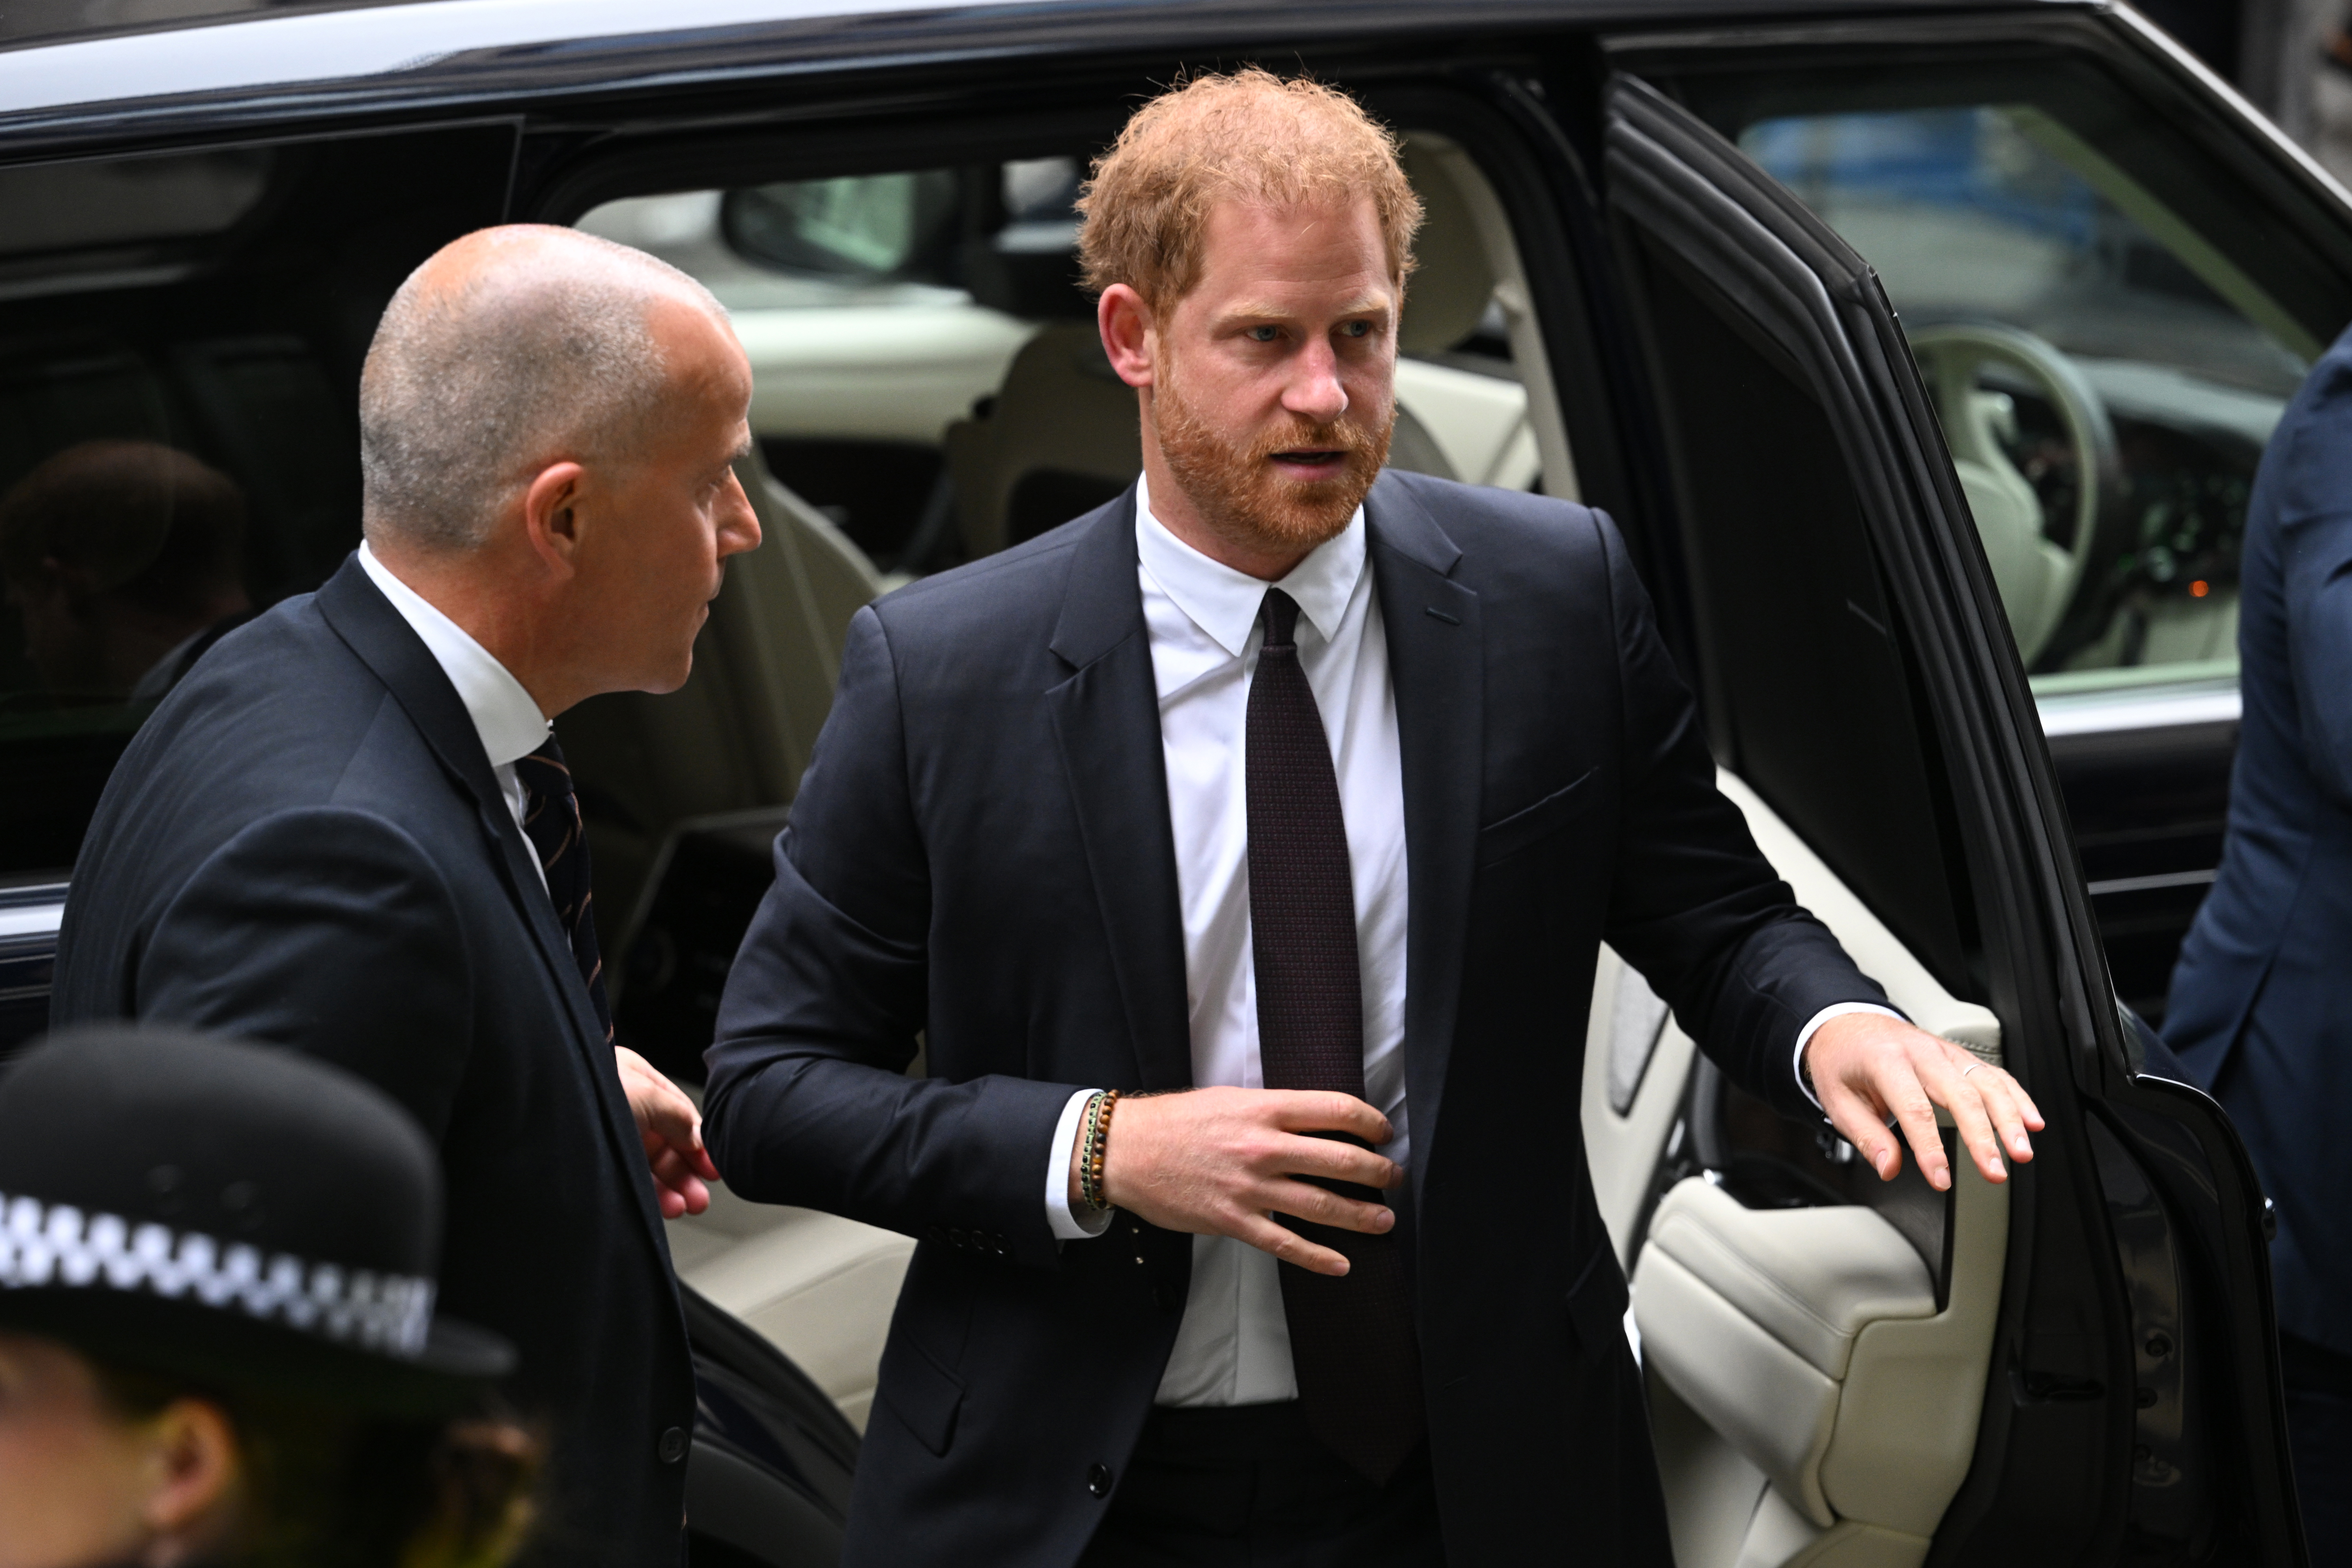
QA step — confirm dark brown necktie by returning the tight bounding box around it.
[514,735,612,1042]
[1247,587,1425,1484]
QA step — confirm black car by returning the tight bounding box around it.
[0,1,2324,1563]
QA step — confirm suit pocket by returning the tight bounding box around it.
[876,1334,965,1457]
[1564,1242,1630,1362]
[1477,768,1598,866]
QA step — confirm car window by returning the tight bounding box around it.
[572,135,1563,583]
[0,129,515,880]
[1723,92,2312,704]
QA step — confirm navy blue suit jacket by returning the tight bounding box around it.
[705,473,1889,1566]
[2167,324,2352,1356]
[50,557,696,1564]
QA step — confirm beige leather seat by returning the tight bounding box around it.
[943,321,1140,558]
[563,448,888,941]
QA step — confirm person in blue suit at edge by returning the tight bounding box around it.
[2166,327,2352,1566]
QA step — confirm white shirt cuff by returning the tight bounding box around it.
[1792,1003,1906,1111]
[1045,1088,1114,1241]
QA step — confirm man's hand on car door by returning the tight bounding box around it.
[1802,1013,2043,1191]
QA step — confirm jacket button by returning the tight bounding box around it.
[658,1426,688,1464]
[1086,1462,1114,1497]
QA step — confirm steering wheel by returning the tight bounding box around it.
[1909,322,2122,667]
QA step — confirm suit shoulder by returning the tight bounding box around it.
[861,507,1097,654]
[99,594,416,816]
[1384,471,1613,576]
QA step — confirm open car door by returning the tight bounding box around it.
[1585,71,2302,1567]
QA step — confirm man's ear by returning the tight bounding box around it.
[519,460,590,576]
[1098,284,1157,390]
[137,1396,243,1549]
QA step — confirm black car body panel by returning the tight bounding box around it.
[0,0,2042,154]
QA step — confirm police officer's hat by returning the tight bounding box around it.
[0,1025,513,1415]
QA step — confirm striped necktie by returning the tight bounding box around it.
[1246,587,1426,1484]
[514,735,612,1042]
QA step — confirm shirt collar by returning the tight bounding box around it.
[1133,469,1367,659]
[356,541,549,769]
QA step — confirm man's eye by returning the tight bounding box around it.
[1247,326,1280,343]
[1341,321,1372,339]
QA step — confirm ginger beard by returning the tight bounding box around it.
[1150,339,1394,558]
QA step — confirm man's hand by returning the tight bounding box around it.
[1803,1013,2044,1191]
[1083,1087,1400,1277]
[616,1045,721,1219]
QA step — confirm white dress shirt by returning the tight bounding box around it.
[356,542,551,863]
[1040,477,1892,1408]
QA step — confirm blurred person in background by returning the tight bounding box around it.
[2166,325,2352,1566]
[0,440,251,705]
[0,1025,535,1568]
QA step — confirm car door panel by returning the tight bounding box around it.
[1586,769,2007,1567]
[1587,56,2301,1562]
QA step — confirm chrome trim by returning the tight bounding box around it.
[0,901,63,942]
[2085,867,2219,896]
[2035,684,2241,737]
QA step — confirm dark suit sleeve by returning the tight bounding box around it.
[703,607,1078,1267]
[2280,509,2352,803]
[1591,511,1891,1122]
[2267,366,2352,804]
[135,806,476,1141]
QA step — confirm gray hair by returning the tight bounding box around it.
[358,226,729,550]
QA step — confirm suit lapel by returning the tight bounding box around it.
[1366,474,1481,1213]
[1046,494,1194,1090]
[315,557,665,1234]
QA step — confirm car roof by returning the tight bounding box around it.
[0,0,2078,151]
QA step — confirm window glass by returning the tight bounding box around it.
[1636,241,1977,995]
[724,170,962,281]
[1739,103,2306,698]
[0,129,515,878]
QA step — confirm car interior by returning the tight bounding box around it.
[0,23,2332,1564]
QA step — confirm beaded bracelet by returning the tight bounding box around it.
[1078,1089,1121,1212]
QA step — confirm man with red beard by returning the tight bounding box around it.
[704,70,2041,1568]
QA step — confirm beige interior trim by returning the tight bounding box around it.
[1647,1181,1935,1382]
[1651,1372,1773,1568]
[1713,770,2002,1064]
[1632,770,2012,1566]
[1405,131,1580,501]
[1582,943,1699,1270]
[1640,1237,1848,1523]
[1818,1157,2008,1537]
[668,1185,915,1433]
